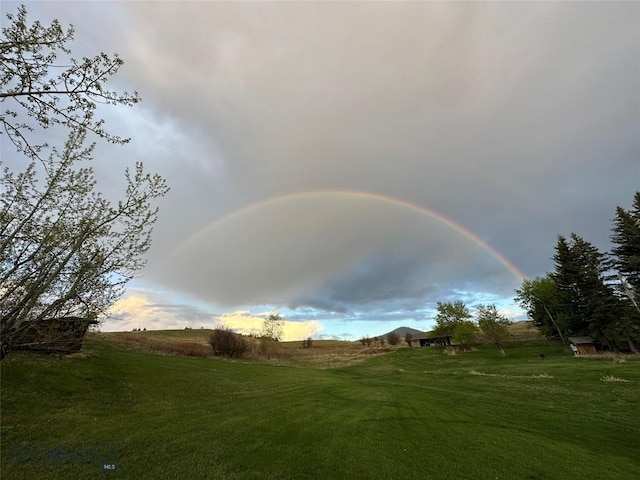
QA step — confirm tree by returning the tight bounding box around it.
[0,7,167,354]
[433,300,472,337]
[261,312,284,341]
[609,193,640,351]
[405,332,413,347]
[257,312,283,359]
[386,332,400,346]
[452,321,478,351]
[611,192,640,293]
[552,234,625,347]
[476,304,511,355]
[514,274,566,343]
[1,129,168,351]
[1,5,140,164]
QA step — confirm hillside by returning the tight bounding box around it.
[2,336,639,479]
[376,326,426,339]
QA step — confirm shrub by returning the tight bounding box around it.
[258,336,279,359]
[387,332,400,346]
[405,332,413,346]
[208,328,248,358]
[302,337,313,348]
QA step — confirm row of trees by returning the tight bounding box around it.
[355,303,510,355]
[359,332,401,346]
[515,192,640,352]
[432,301,512,355]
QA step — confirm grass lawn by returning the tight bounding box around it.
[1,335,639,479]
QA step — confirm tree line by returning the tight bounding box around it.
[432,301,511,355]
[515,192,640,352]
[354,303,511,355]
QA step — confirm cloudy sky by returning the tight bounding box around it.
[4,1,639,340]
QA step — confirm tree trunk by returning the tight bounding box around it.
[543,304,566,344]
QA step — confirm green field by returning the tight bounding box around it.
[1,333,639,480]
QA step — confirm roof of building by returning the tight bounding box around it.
[568,336,594,345]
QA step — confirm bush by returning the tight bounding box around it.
[258,336,279,359]
[208,329,248,358]
[302,337,313,348]
[387,332,400,346]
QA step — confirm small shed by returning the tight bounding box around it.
[10,316,97,354]
[568,336,597,356]
[409,333,454,347]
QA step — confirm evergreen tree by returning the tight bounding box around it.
[611,192,640,292]
[552,234,623,346]
[610,192,640,351]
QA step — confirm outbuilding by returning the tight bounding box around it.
[409,332,454,347]
[568,336,597,356]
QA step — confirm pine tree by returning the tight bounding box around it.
[610,192,640,351]
[552,234,623,346]
[611,192,640,292]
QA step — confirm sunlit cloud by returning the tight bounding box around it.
[105,289,216,332]
[216,311,323,341]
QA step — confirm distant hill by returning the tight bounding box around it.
[377,322,541,342]
[376,326,426,340]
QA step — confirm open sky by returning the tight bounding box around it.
[4,1,639,340]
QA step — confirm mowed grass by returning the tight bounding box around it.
[1,335,639,480]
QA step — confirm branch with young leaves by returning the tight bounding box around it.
[0,5,140,163]
[0,128,168,342]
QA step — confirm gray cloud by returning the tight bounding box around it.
[10,2,639,331]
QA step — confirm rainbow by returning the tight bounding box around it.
[178,189,527,282]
